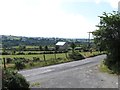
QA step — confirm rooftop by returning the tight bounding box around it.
[56,42,66,46]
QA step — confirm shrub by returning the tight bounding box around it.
[33,57,40,62]
[29,62,34,66]
[16,52,25,55]
[105,54,120,74]
[69,51,85,61]
[14,60,25,70]
[6,58,13,64]
[56,57,62,60]
[14,57,29,63]
[2,52,10,55]
[44,51,54,54]
[24,59,29,63]
[2,69,30,90]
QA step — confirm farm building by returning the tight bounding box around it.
[55,42,68,51]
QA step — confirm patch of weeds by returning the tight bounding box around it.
[99,61,114,74]
[31,82,40,87]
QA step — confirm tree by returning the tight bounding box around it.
[14,60,25,70]
[68,51,85,61]
[39,45,43,51]
[92,11,120,74]
[44,45,49,51]
[12,50,16,55]
[55,45,59,52]
[19,45,26,51]
[70,42,76,53]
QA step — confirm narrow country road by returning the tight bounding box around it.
[19,55,118,88]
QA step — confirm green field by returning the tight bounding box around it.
[12,45,39,49]
[1,53,67,60]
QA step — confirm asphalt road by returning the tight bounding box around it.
[19,55,118,88]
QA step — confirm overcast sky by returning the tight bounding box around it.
[0,0,119,38]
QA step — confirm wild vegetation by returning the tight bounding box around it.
[2,69,30,90]
[92,11,120,74]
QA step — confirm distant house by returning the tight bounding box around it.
[55,42,68,51]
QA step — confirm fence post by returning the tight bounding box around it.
[3,58,6,69]
[43,52,47,65]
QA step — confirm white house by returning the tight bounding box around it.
[55,42,68,51]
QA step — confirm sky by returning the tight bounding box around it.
[0,0,119,38]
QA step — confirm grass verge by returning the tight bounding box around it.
[30,82,40,87]
[99,60,114,74]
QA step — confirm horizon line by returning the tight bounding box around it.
[1,34,90,39]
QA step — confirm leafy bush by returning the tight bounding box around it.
[29,62,34,66]
[2,52,10,55]
[2,69,30,90]
[69,51,85,61]
[14,60,25,70]
[14,57,29,63]
[33,57,40,62]
[56,57,62,60]
[16,52,25,55]
[105,53,120,74]
[43,51,54,54]
[6,58,13,64]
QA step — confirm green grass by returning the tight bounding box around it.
[1,53,68,69]
[25,58,70,69]
[80,51,103,58]
[30,82,40,87]
[1,53,67,60]
[99,61,113,74]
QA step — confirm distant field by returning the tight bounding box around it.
[12,45,54,49]
[12,46,39,49]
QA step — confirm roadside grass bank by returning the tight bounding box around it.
[99,60,119,75]
[30,82,40,87]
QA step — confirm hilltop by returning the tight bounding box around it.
[1,35,90,48]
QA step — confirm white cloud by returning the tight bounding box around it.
[0,0,96,38]
[94,0,101,4]
[106,0,120,8]
[93,0,120,8]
